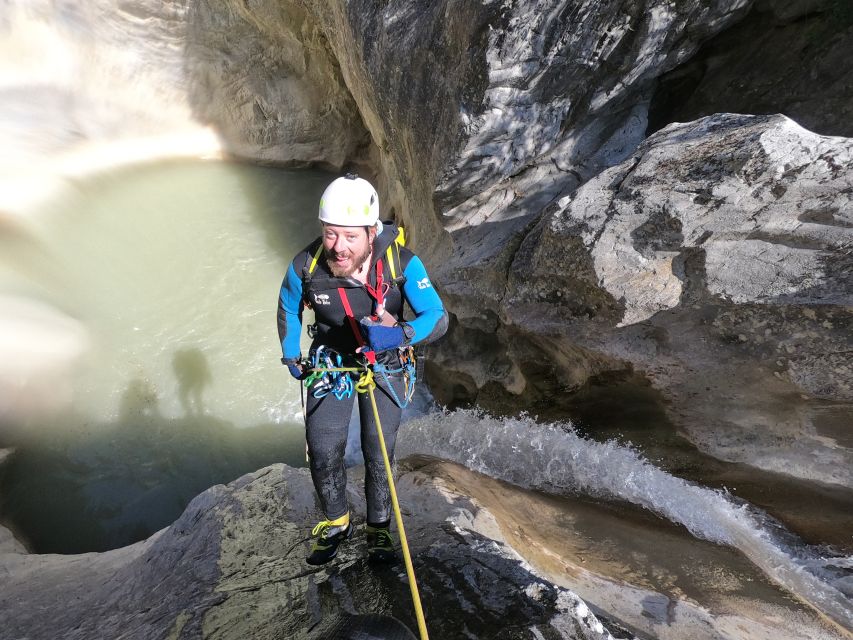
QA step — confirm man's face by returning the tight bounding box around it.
[322,224,374,277]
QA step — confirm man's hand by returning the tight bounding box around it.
[282,357,308,380]
[359,316,405,352]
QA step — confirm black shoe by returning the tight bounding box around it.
[365,525,397,564]
[306,520,353,565]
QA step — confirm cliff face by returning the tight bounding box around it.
[649,0,853,137]
[184,1,372,170]
[495,113,852,485]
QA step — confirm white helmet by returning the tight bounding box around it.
[318,174,381,233]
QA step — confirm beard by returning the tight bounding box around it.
[325,242,372,277]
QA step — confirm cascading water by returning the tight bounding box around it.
[399,409,853,631]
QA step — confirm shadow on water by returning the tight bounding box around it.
[172,348,212,416]
[0,373,308,555]
[226,161,331,260]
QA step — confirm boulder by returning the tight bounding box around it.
[446,113,851,486]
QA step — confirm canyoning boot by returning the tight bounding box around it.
[306,515,352,565]
[365,524,397,564]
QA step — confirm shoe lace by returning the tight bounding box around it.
[312,520,332,538]
[312,518,350,540]
[370,528,394,548]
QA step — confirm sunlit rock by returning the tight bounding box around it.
[184,0,371,169]
[493,114,852,486]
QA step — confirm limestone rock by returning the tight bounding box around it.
[185,0,372,169]
[488,114,852,485]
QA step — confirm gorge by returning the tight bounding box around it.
[1,1,851,639]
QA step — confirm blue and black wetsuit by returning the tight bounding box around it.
[277,223,448,525]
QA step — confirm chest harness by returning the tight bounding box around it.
[301,229,416,406]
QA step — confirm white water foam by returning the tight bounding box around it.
[399,409,853,630]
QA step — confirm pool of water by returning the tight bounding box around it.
[0,160,329,551]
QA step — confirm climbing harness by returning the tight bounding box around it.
[303,346,356,400]
[301,224,410,367]
[304,358,430,640]
[301,346,416,408]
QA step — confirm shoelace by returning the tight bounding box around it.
[369,528,394,548]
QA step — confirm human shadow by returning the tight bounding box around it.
[172,348,212,417]
[118,377,162,424]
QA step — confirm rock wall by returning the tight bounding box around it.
[498,113,852,485]
[184,0,372,170]
[181,0,756,250]
[649,0,853,137]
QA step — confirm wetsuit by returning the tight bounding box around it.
[277,223,447,524]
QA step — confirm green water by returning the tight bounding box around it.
[0,160,328,552]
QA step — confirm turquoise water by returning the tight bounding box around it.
[0,161,329,552]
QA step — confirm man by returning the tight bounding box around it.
[277,174,448,565]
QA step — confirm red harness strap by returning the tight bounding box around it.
[363,259,385,308]
[337,259,389,366]
[338,285,376,365]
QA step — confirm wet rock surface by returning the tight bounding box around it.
[0,463,619,640]
[3,458,847,639]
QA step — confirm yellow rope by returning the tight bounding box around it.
[361,371,430,640]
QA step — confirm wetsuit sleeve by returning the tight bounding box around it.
[277,261,304,359]
[400,255,448,346]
